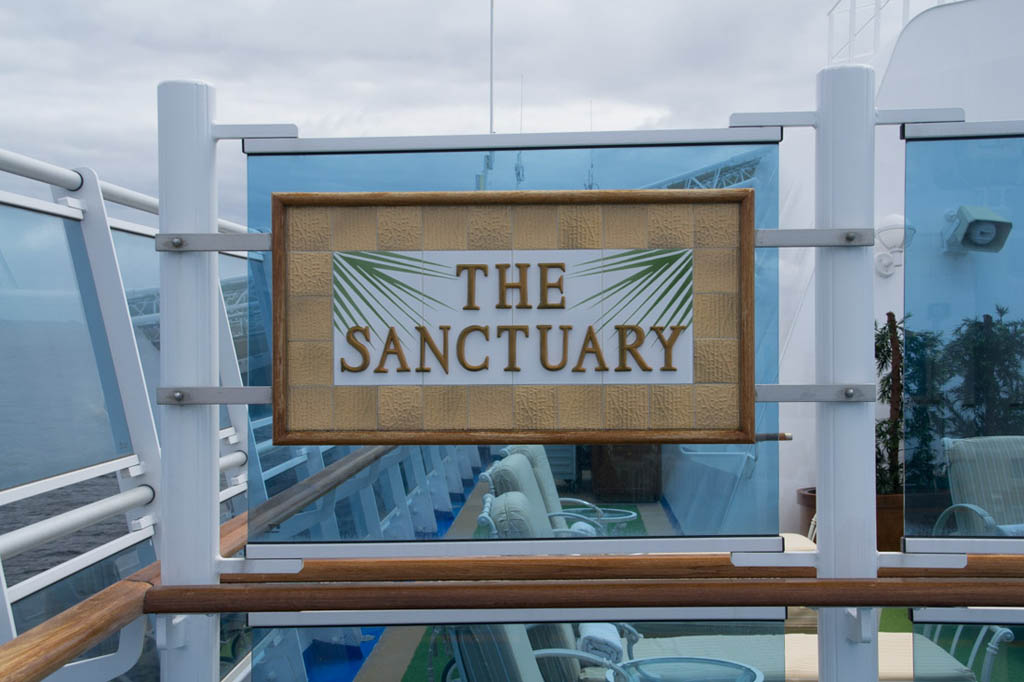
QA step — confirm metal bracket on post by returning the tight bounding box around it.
[845,608,876,644]
[216,557,304,575]
[729,107,964,129]
[754,384,874,402]
[730,551,817,568]
[157,386,272,405]
[156,614,190,650]
[211,123,298,140]
[876,552,967,569]
[754,228,874,247]
[156,233,272,252]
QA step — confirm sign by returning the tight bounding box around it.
[272,189,753,444]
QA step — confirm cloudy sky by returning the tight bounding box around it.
[0,1,834,223]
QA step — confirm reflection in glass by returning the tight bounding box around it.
[0,205,128,490]
[912,622,1020,681]
[246,144,779,543]
[904,137,1024,537]
[252,620,781,682]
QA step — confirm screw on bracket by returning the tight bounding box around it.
[172,390,185,402]
[170,237,184,248]
[844,232,857,243]
[843,387,856,399]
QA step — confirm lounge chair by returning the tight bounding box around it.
[933,436,1024,536]
[500,445,638,532]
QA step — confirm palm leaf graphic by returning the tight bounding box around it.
[570,249,694,330]
[332,251,455,340]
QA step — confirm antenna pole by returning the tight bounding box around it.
[489,0,495,134]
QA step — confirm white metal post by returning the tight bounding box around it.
[815,64,879,681]
[157,80,220,682]
[0,557,14,643]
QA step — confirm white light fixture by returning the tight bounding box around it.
[875,213,915,277]
[943,205,1013,253]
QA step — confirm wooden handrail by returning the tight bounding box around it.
[146,578,1024,613]
[247,445,396,540]
[0,444,393,682]
[220,553,1024,583]
[0,577,151,682]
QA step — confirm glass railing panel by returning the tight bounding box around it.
[252,620,783,682]
[912,622,1022,681]
[112,231,251,431]
[9,540,155,670]
[0,204,131,490]
[245,143,779,546]
[904,136,1024,539]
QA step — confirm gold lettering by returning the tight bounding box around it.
[416,325,450,373]
[456,264,488,310]
[651,325,687,371]
[615,325,652,372]
[538,324,572,371]
[457,325,490,371]
[340,326,371,372]
[537,263,566,309]
[374,327,411,373]
[573,325,609,372]
[496,325,530,371]
[495,263,532,309]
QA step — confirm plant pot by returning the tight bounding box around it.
[794,487,904,551]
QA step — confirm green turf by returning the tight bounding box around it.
[879,608,914,633]
[401,627,455,682]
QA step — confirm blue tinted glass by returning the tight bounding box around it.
[0,205,129,490]
[912,622,1022,680]
[905,137,1024,538]
[253,620,783,682]
[246,144,778,542]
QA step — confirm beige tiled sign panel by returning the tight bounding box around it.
[273,189,754,445]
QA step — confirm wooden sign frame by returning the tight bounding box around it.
[272,189,754,445]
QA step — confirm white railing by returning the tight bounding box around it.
[827,0,962,64]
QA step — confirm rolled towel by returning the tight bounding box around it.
[570,520,598,536]
[578,622,623,663]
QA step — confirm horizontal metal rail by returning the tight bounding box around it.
[243,126,782,155]
[0,148,83,190]
[0,147,247,234]
[157,228,874,252]
[0,455,140,507]
[218,451,247,472]
[0,189,84,220]
[6,527,155,603]
[0,486,154,560]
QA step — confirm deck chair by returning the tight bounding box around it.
[480,454,604,536]
[933,436,1024,536]
[457,493,764,682]
[501,445,637,531]
[446,617,763,682]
